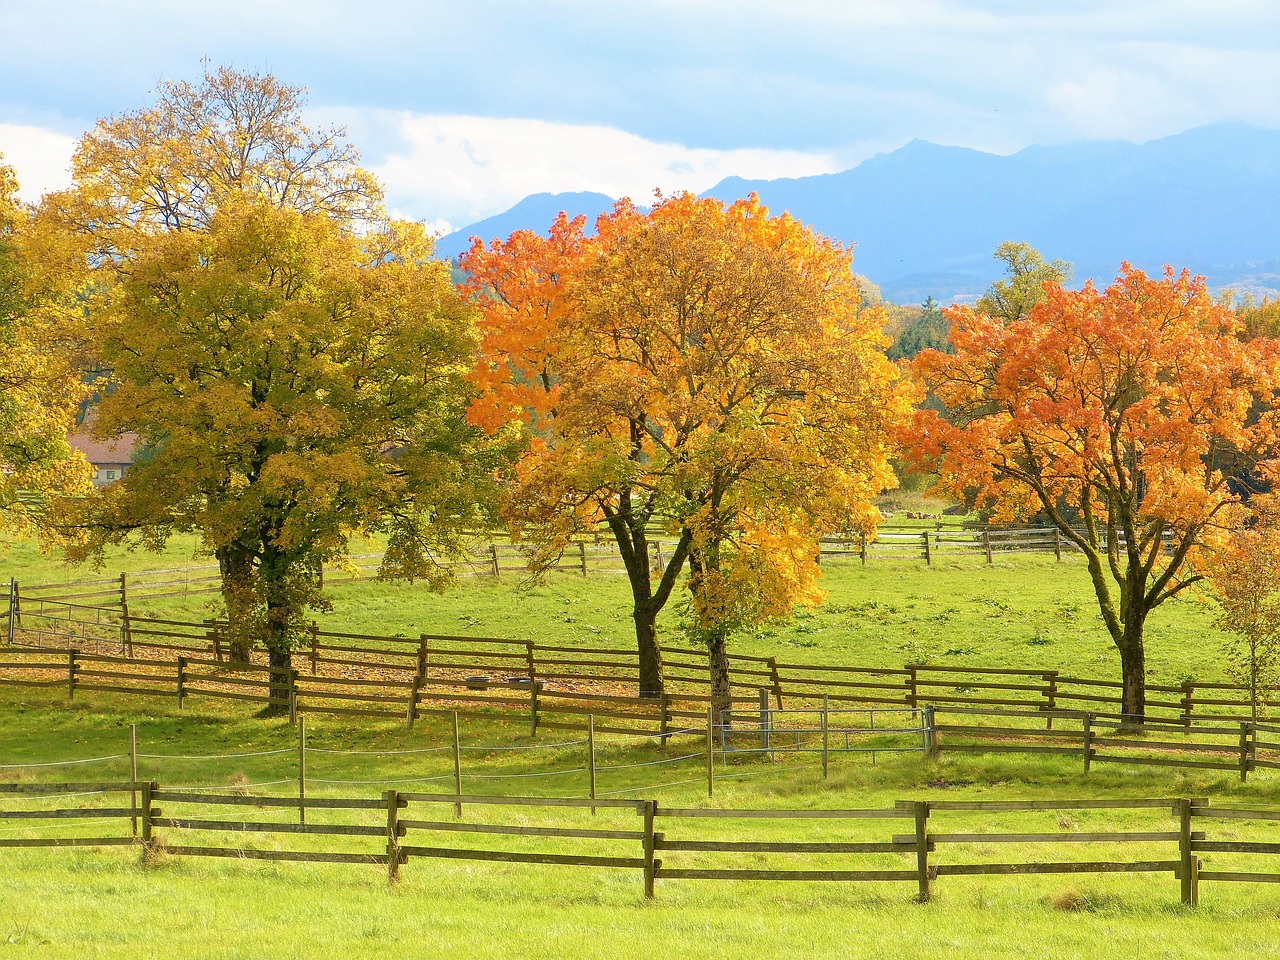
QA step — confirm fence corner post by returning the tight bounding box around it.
[385,788,402,884]
[1177,797,1199,906]
[642,799,658,899]
[706,705,715,799]
[914,800,932,903]
[923,705,938,757]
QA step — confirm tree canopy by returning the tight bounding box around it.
[57,198,490,680]
[909,264,1280,723]
[465,193,910,706]
[0,155,92,532]
[975,241,1071,324]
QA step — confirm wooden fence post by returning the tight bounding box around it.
[588,714,597,811]
[309,623,319,675]
[489,543,500,577]
[923,705,937,756]
[1044,671,1058,729]
[659,693,670,740]
[758,687,771,757]
[706,705,715,799]
[579,541,588,576]
[141,779,156,845]
[914,800,932,902]
[984,529,993,564]
[859,532,867,565]
[1181,681,1195,731]
[1083,714,1093,773]
[129,723,139,838]
[176,656,186,708]
[385,789,402,884]
[821,694,830,781]
[642,800,657,899]
[906,665,919,710]
[120,600,133,658]
[1054,531,1063,562]
[66,648,77,701]
[417,635,430,680]
[208,620,223,663]
[1177,797,1198,906]
[406,675,419,730]
[769,657,783,709]
[922,531,931,566]
[1240,722,1253,782]
[288,669,299,725]
[5,578,14,645]
[298,715,307,825]
[453,711,463,818]
[529,679,540,737]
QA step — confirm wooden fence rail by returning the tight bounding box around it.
[10,613,1280,743]
[5,780,1280,905]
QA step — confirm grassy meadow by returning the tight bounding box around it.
[0,530,1235,685]
[3,533,1275,959]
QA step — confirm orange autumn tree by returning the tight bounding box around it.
[910,265,1280,725]
[465,194,909,709]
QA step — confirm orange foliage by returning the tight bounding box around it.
[908,264,1280,721]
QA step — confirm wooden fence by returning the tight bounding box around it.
[1,525,1084,624]
[8,608,1280,739]
[5,779,1280,906]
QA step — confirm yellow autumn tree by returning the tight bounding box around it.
[0,154,91,532]
[466,194,911,710]
[55,197,492,696]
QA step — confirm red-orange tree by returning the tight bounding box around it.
[910,265,1280,724]
[465,194,908,708]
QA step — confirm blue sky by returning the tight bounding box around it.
[4,1,1280,232]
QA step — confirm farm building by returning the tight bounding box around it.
[67,432,139,487]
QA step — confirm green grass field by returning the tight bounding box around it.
[1,532,1234,685]
[3,537,1275,958]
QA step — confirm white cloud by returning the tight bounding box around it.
[359,113,843,232]
[0,124,76,202]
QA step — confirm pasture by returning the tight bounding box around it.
[2,537,1275,959]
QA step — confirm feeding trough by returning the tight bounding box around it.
[464,675,491,690]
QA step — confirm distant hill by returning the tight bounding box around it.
[434,191,616,261]
[436,124,1280,303]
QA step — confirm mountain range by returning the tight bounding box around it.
[435,122,1280,304]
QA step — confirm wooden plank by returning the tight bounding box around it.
[923,831,1182,844]
[0,836,135,848]
[941,744,1083,756]
[1192,808,1280,822]
[0,782,139,795]
[935,860,1178,876]
[656,868,917,881]
[399,846,644,868]
[656,808,910,819]
[400,793,645,811]
[927,798,1179,811]
[1192,841,1280,854]
[0,807,136,820]
[151,792,385,810]
[152,818,386,837]
[1091,754,1241,771]
[166,846,388,865]
[656,840,918,853]
[400,821,644,841]
[1197,871,1280,883]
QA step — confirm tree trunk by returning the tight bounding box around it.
[634,604,664,698]
[1118,620,1146,728]
[217,543,257,664]
[707,629,732,725]
[260,544,295,716]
